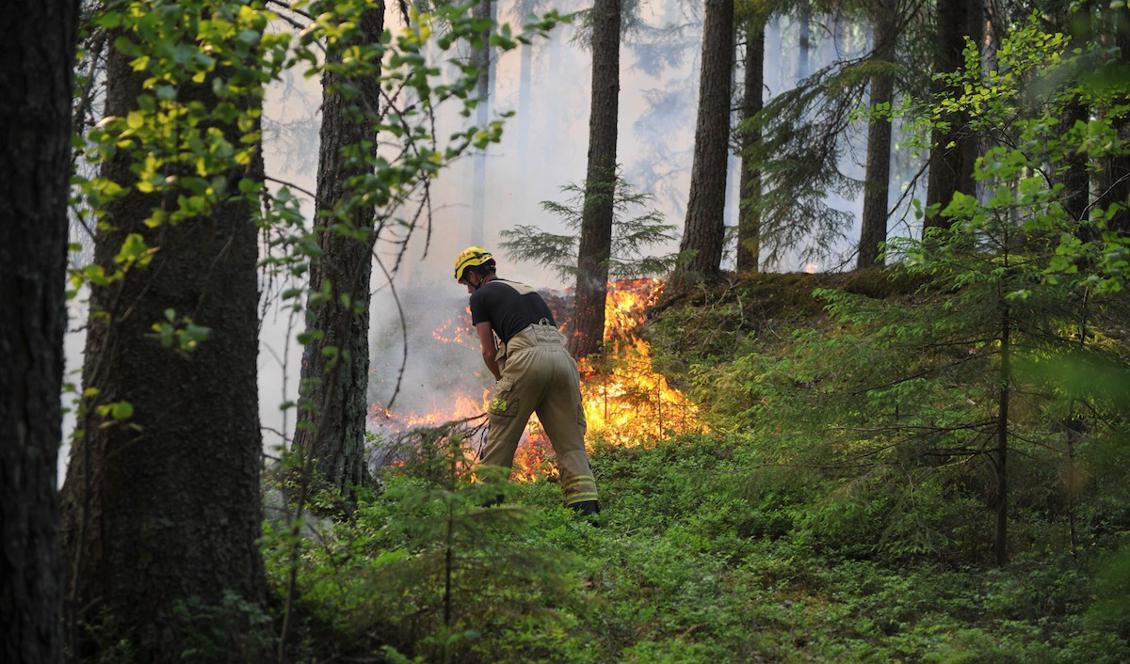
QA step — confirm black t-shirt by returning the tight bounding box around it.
[468,279,556,343]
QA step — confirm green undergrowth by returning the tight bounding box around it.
[262,434,1129,662]
[260,271,1130,662]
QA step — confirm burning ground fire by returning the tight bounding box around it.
[372,278,702,479]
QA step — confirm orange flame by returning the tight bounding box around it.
[375,278,702,479]
[577,279,702,447]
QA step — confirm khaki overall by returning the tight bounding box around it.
[481,323,599,505]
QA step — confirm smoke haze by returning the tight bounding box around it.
[61,0,928,475]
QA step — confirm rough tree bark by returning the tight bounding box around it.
[0,1,78,661]
[568,0,621,360]
[924,0,983,230]
[60,26,266,661]
[736,20,764,273]
[677,0,736,281]
[294,2,385,496]
[857,1,897,269]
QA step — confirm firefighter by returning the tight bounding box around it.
[454,246,601,516]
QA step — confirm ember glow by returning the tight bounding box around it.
[372,278,702,479]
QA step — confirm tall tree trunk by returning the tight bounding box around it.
[470,0,493,245]
[1061,97,1090,222]
[677,0,736,281]
[736,21,764,273]
[1056,6,1092,226]
[1104,9,1130,234]
[1091,7,1130,234]
[61,23,266,661]
[516,40,534,165]
[294,3,384,496]
[569,0,621,360]
[0,1,78,661]
[925,0,983,230]
[857,3,897,269]
[797,0,811,81]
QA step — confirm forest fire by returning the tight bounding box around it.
[373,278,701,479]
[576,279,702,445]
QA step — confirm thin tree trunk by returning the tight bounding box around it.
[517,40,534,164]
[470,0,493,245]
[925,0,983,230]
[857,3,897,269]
[294,2,385,497]
[994,298,1010,566]
[0,1,78,661]
[677,0,736,281]
[797,1,811,81]
[61,24,266,661]
[1065,291,1088,559]
[543,10,565,143]
[736,22,764,273]
[569,0,621,360]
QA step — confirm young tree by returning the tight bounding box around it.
[839,19,1130,566]
[857,0,898,268]
[923,0,983,230]
[569,0,622,360]
[501,177,676,282]
[293,2,385,496]
[61,2,276,657]
[677,0,736,281]
[0,1,78,660]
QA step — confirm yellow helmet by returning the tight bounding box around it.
[454,246,494,281]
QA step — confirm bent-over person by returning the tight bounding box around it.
[454,246,600,515]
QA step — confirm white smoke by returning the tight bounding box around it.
[62,0,925,475]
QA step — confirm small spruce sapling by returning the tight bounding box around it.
[500,173,679,281]
[264,418,585,662]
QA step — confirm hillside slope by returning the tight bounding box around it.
[263,271,1130,663]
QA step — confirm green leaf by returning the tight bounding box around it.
[114,233,153,267]
[95,12,122,29]
[111,401,134,420]
[113,36,141,58]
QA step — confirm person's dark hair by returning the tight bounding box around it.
[467,260,496,279]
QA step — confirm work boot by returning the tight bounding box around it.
[569,500,600,517]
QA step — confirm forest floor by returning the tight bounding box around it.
[269,271,1129,663]
[502,440,1105,662]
